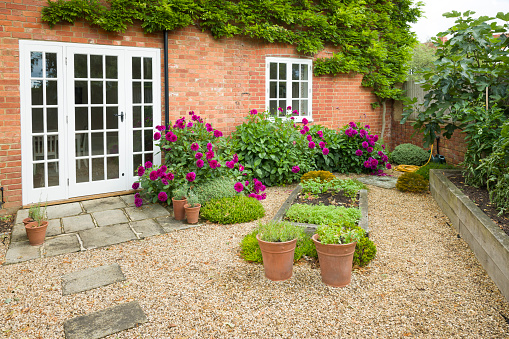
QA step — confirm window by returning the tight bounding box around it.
[266,57,312,121]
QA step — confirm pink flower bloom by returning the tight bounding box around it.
[165,132,173,141]
[195,152,203,159]
[365,124,370,129]
[300,129,306,135]
[303,126,310,132]
[233,154,239,163]
[155,125,165,131]
[349,122,357,129]
[355,149,363,156]
[162,178,169,186]
[213,130,223,138]
[189,111,194,115]
[308,141,316,149]
[191,143,199,151]
[134,197,143,207]
[317,130,323,138]
[386,163,392,169]
[226,161,235,169]
[292,110,298,115]
[362,141,369,149]
[292,166,300,173]
[319,141,326,149]
[382,144,386,149]
[302,118,308,125]
[196,159,204,168]
[367,147,373,153]
[169,134,178,142]
[245,180,249,186]
[307,135,313,141]
[186,172,196,182]
[207,143,213,151]
[209,159,218,169]
[322,148,329,155]
[369,140,375,146]
[149,171,158,181]
[158,192,168,202]
[373,135,379,142]
[187,122,193,128]
[192,115,198,121]
[132,182,140,190]
[359,129,368,138]
[234,182,244,192]
[145,161,152,169]
[206,151,215,160]
[153,132,161,140]
[260,193,267,200]
[206,123,213,132]
[137,166,145,177]
[165,172,174,181]
[278,107,283,112]
[287,105,292,110]
[239,165,244,172]
[250,109,258,115]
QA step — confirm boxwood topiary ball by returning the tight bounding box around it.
[391,143,430,166]
[200,195,265,224]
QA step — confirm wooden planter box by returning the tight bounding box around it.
[430,169,509,301]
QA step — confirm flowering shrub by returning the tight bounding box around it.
[233,178,267,200]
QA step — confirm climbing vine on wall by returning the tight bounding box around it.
[41,0,422,102]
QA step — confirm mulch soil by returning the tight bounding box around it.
[448,173,509,237]
[294,190,358,209]
[0,215,14,234]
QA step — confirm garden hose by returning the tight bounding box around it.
[394,145,434,173]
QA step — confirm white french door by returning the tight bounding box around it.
[20,41,161,205]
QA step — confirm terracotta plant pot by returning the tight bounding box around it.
[172,197,187,221]
[184,203,201,224]
[23,217,34,226]
[25,221,49,246]
[312,234,357,287]
[256,234,297,281]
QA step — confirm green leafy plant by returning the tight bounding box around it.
[414,162,457,181]
[172,185,188,201]
[257,221,302,243]
[395,172,429,193]
[353,236,377,267]
[27,202,47,227]
[315,225,365,245]
[390,143,430,166]
[301,178,366,200]
[200,196,265,224]
[193,176,237,206]
[285,204,361,228]
[186,190,200,208]
[300,171,336,184]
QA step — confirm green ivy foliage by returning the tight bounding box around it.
[41,0,421,101]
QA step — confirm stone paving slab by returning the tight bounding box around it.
[43,234,81,258]
[63,214,95,233]
[4,241,41,264]
[79,223,137,249]
[357,175,398,189]
[131,219,165,239]
[61,263,126,296]
[10,223,27,243]
[82,197,127,213]
[46,202,82,219]
[14,209,29,224]
[93,209,128,227]
[46,219,62,237]
[63,301,147,339]
[155,216,202,233]
[120,194,135,207]
[125,204,170,221]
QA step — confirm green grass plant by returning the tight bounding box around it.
[301,178,366,200]
[285,204,361,227]
[257,221,302,242]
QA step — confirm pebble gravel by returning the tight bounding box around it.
[0,175,508,338]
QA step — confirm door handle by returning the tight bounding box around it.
[114,111,124,122]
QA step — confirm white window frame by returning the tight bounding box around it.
[265,57,313,122]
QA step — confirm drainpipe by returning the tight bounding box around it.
[164,30,169,129]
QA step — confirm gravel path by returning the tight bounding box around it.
[0,178,508,338]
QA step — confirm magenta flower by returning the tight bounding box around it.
[245,180,249,186]
[355,149,363,156]
[260,193,267,200]
[365,124,370,129]
[186,172,196,182]
[226,161,235,169]
[206,151,215,160]
[166,172,174,181]
[349,122,357,129]
[302,118,308,125]
[308,141,316,149]
[196,159,204,168]
[189,111,194,115]
[303,126,310,133]
[369,140,375,146]
[386,163,392,169]
[165,132,173,141]
[169,134,177,142]
[373,135,379,142]
[158,191,168,202]
[234,182,244,193]
[359,129,368,138]
[153,132,161,140]
[192,115,198,121]
[362,141,369,149]
[382,144,386,149]
[351,129,358,136]
[137,166,145,177]
[144,161,152,169]
[214,130,223,138]
[191,143,200,151]
[187,122,193,128]
[317,130,323,138]
[155,125,165,132]
[367,147,373,153]
[319,141,326,149]
[195,152,203,159]
[207,143,213,151]
[286,105,291,110]
[134,197,143,207]
[209,159,218,169]
[149,171,158,181]
[206,123,213,132]
[322,148,329,155]
[292,166,300,173]
[278,107,283,112]
[300,129,306,135]
[345,128,353,137]
[233,154,239,163]
[162,178,169,186]
[250,109,258,115]
[292,110,298,115]
[239,165,244,172]
[382,155,389,162]
[306,135,312,141]
[132,182,140,190]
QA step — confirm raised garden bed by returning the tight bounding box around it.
[272,185,368,236]
[430,169,509,301]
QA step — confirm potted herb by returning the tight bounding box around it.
[25,203,48,246]
[312,225,365,287]
[22,204,39,226]
[172,185,188,221]
[184,190,201,224]
[256,221,303,281]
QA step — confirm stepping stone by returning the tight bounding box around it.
[62,214,95,233]
[357,175,398,189]
[4,241,41,264]
[63,301,147,339]
[43,234,81,258]
[79,223,136,249]
[46,219,62,237]
[131,219,165,239]
[14,209,29,224]
[93,209,128,227]
[125,204,170,221]
[10,223,28,243]
[82,197,126,213]
[155,216,201,233]
[46,202,82,219]
[61,263,126,296]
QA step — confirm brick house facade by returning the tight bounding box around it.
[0,0,392,214]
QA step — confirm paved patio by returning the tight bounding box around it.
[5,194,202,265]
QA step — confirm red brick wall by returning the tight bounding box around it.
[0,0,387,214]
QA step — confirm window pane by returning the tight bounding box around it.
[144,106,153,128]
[133,82,142,103]
[106,56,118,79]
[75,133,89,157]
[75,107,88,131]
[144,129,153,152]
[278,63,286,80]
[91,132,104,155]
[292,82,299,98]
[132,57,141,79]
[133,106,142,128]
[47,108,58,132]
[301,64,308,80]
[33,163,45,188]
[46,80,58,105]
[31,52,43,78]
[76,159,89,183]
[91,107,103,130]
[279,101,286,117]
[301,100,308,116]
[31,80,43,105]
[92,158,104,181]
[32,108,43,133]
[90,55,103,78]
[33,136,44,161]
[74,54,88,78]
[144,82,153,103]
[133,154,142,175]
[269,101,277,116]
[292,64,299,80]
[278,82,286,98]
[269,63,277,80]
[47,161,59,187]
[133,130,142,152]
[292,100,299,115]
[269,82,277,98]
[107,132,118,155]
[143,58,152,79]
[47,135,58,160]
[301,82,308,99]
[145,153,153,166]
[106,81,118,104]
[46,53,57,78]
[91,81,103,104]
[107,157,119,179]
[75,81,88,105]
[106,107,118,130]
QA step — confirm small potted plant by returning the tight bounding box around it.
[172,185,188,221]
[312,225,365,287]
[256,221,303,281]
[25,203,48,246]
[22,204,39,226]
[184,190,201,224]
